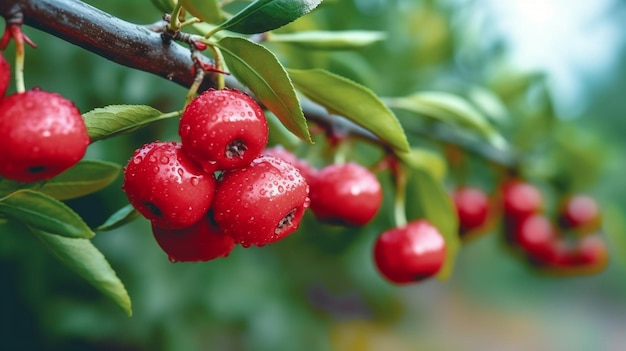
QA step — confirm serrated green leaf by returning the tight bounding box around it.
[385,92,506,149]
[397,148,447,181]
[83,105,175,142]
[217,36,311,142]
[288,69,409,153]
[404,166,460,280]
[180,0,223,24]
[268,30,385,50]
[30,227,132,316]
[39,160,121,201]
[0,190,94,239]
[96,204,141,231]
[214,0,323,34]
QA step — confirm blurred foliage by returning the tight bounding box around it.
[2,0,626,350]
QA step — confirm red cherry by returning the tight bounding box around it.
[0,52,9,98]
[179,88,268,172]
[502,179,542,221]
[309,162,382,226]
[373,220,446,284]
[559,194,601,233]
[151,214,235,262]
[122,141,216,230]
[213,155,310,247]
[0,90,89,182]
[514,214,560,265]
[262,145,318,184]
[452,186,490,233]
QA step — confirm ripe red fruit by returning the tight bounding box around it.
[0,90,89,182]
[213,155,310,247]
[151,214,235,262]
[122,141,216,230]
[373,220,446,284]
[559,194,601,233]
[502,179,543,221]
[262,145,317,183]
[0,52,9,98]
[514,214,560,265]
[179,88,268,172]
[452,186,490,234]
[308,162,382,226]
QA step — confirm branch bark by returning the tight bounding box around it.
[0,0,516,167]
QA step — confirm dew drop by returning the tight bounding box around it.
[168,256,178,263]
[160,156,170,164]
[153,166,159,174]
[133,157,142,164]
[191,177,200,186]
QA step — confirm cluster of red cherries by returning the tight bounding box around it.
[453,179,608,274]
[0,52,90,183]
[123,88,390,263]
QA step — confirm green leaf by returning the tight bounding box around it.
[217,36,311,142]
[30,227,132,316]
[83,105,175,142]
[288,69,409,153]
[385,92,506,149]
[0,189,95,239]
[214,0,323,34]
[180,0,223,24]
[39,160,121,201]
[268,30,386,50]
[398,148,447,182]
[150,0,175,13]
[404,166,460,280]
[96,204,141,231]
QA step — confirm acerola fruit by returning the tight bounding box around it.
[452,186,490,234]
[0,52,9,98]
[262,145,317,184]
[0,90,89,182]
[502,179,543,221]
[122,141,216,230]
[558,194,601,234]
[308,162,382,226]
[151,213,235,262]
[179,88,268,172]
[213,155,310,247]
[514,214,560,265]
[373,220,446,284]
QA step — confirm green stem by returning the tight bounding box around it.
[207,44,225,89]
[166,2,183,32]
[14,31,25,93]
[393,162,408,228]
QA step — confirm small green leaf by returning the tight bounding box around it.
[31,227,132,316]
[96,204,141,232]
[215,0,323,34]
[180,0,223,24]
[0,189,94,239]
[84,105,175,142]
[405,166,460,280]
[288,69,409,153]
[217,36,311,142]
[0,178,40,197]
[39,160,121,201]
[385,92,506,149]
[268,31,386,50]
[398,148,447,181]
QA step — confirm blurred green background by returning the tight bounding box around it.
[2,0,626,350]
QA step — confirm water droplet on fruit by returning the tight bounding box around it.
[177,168,184,177]
[241,242,251,248]
[42,130,51,137]
[278,185,284,193]
[191,177,200,186]
[180,124,191,136]
[133,156,142,164]
[168,256,178,263]
[259,189,267,196]
[149,155,157,163]
[152,166,159,174]
[160,156,169,164]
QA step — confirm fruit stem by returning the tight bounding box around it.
[12,26,26,93]
[166,2,184,32]
[207,44,225,90]
[392,159,408,228]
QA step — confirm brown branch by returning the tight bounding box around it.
[0,0,516,167]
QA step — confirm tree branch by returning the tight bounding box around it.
[0,0,516,167]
